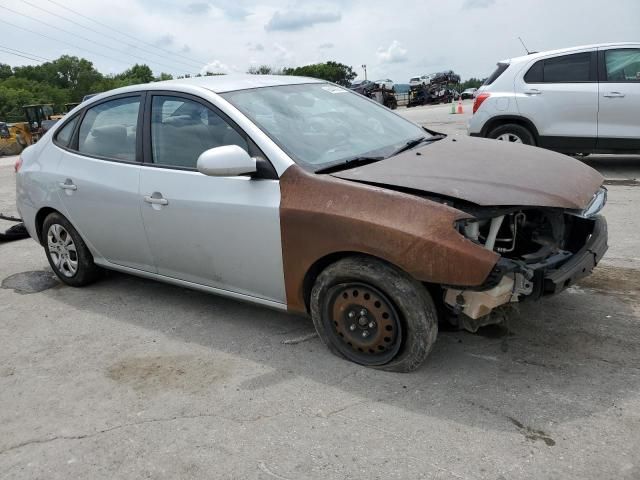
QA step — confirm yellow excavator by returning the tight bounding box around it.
[0,104,63,155]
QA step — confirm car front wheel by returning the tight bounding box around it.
[43,212,101,287]
[310,256,438,372]
[488,123,535,145]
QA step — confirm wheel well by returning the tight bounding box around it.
[301,251,433,314]
[34,207,60,245]
[482,116,539,144]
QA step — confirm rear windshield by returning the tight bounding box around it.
[484,63,509,85]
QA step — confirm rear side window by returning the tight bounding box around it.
[604,49,640,82]
[78,97,140,162]
[525,53,593,83]
[484,63,509,85]
[54,115,79,147]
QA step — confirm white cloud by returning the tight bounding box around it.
[265,10,341,31]
[377,40,408,64]
[463,0,496,8]
[201,59,234,74]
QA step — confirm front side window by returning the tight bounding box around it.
[222,83,428,170]
[78,97,140,161]
[55,115,79,147]
[605,49,640,82]
[150,96,248,169]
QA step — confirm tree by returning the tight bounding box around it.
[0,63,12,81]
[116,64,154,84]
[282,61,356,86]
[460,77,485,90]
[247,65,277,75]
[155,72,174,81]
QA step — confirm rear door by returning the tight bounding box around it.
[515,50,598,150]
[597,47,640,150]
[54,94,155,271]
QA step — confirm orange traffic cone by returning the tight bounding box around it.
[457,98,464,114]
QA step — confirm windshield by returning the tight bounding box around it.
[222,83,429,170]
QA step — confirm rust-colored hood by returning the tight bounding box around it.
[332,136,604,210]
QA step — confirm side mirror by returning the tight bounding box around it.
[196,145,257,177]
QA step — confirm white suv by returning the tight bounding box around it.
[468,43,640,154]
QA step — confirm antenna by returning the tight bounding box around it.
[518,37,531,55]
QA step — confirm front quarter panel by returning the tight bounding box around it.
[279,165,499,313]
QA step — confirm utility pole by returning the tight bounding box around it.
[361,64,367,80]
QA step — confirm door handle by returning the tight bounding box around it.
[144,194,169,206]
[59,180,77,191]
[603,92,625,98]
[523,89,542,95]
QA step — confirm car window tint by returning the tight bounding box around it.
[484,63,509,85]
[150,96,248,169]
[605,49,640,82]
[55,115,79,147]
[78,97,140,161]
[543,53,591,82]
[524,60,543,83]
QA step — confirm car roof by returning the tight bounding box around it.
[500,42,640,64]
[154,74,323,93]
[77,74,327,108]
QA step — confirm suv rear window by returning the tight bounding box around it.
[524,52,593,83]
[483,63,509,85]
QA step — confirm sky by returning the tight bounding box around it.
[0,0,638,83]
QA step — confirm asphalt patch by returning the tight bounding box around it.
[1,270,59,294]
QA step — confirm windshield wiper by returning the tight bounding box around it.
[315,156,384,174]
[391,134,446,156]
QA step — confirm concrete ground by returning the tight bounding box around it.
[1,107,639,479]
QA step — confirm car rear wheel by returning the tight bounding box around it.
[310,256,438,372]
[43,212,101,287]
[488,123,535,146]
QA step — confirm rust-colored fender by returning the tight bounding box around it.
[279,165,499,313]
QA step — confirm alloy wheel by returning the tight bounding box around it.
[47,224,78,277]
[496,133,523,143]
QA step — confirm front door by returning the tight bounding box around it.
[138,93,285,304]
[597,47,640,150]
[56,95,155,272]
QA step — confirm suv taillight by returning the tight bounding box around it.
[14,156,23,173]
[473,93,490,114]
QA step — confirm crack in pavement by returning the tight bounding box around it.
[0,411,280,456]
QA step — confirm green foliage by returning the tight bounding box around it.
[282,61,357,86]
[247,65,278,75]
[0,56,176,122]
[459,77,485,90]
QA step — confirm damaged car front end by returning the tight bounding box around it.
[446,188,607,330]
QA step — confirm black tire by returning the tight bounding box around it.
[488,123,535,146]
[310,256,438,372]
[42,212,101,287]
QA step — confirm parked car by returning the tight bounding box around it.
[409,74,433,86]
[16,75,608,372]
[349,79,376,95]
[461,87,478,99]
[374,79,395,91]
[468,42,640,154]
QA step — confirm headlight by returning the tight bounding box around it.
[572,187,607,218]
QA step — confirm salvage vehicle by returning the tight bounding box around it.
[15,75,608,372]
[468,42,640,153]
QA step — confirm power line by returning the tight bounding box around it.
[43,0,208,67]
[0,47,48,63]
[0,19,153,69]
[0,44,52,62]
[20,0,203,70]
[0,5,196,74]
